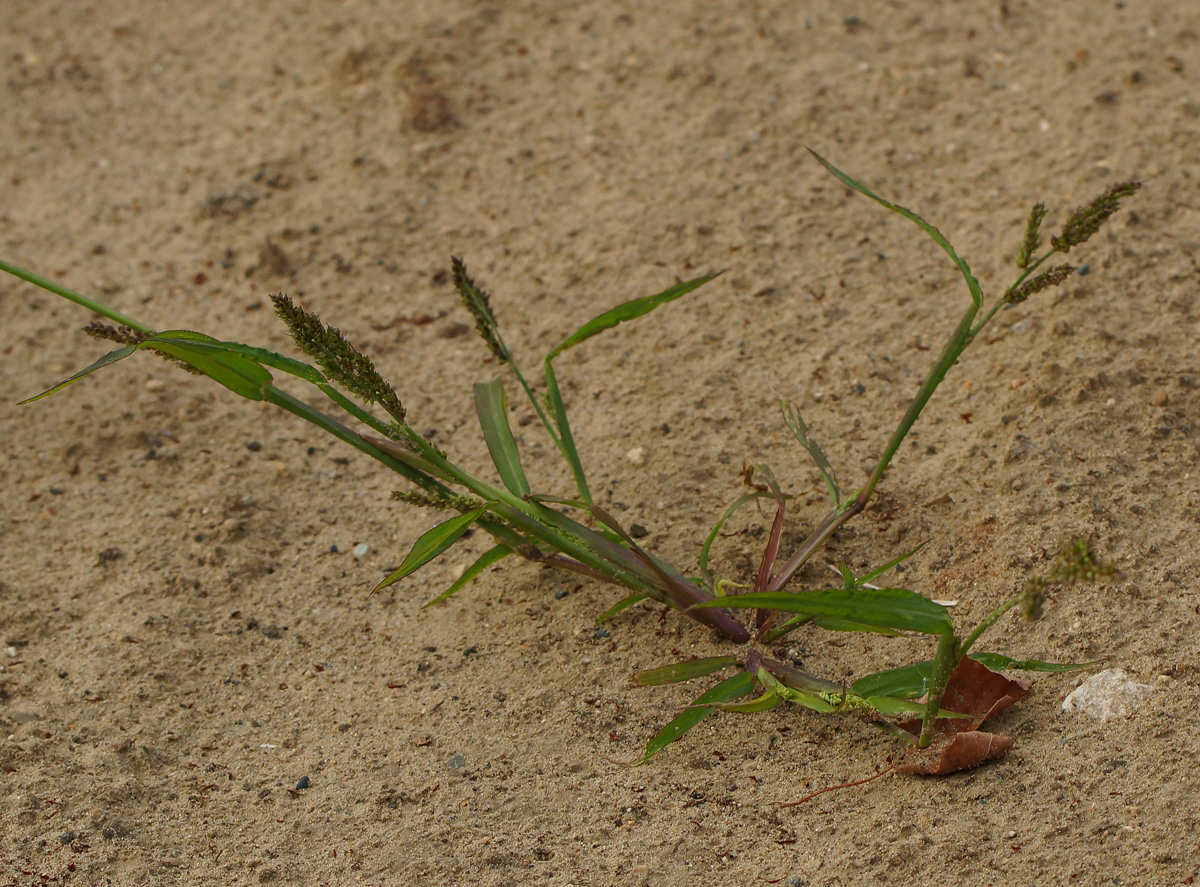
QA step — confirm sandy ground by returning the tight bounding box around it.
[2,1,1199,884]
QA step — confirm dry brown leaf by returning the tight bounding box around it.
[896,657,1033,775]
[898,730,1014,775]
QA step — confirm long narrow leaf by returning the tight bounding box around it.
[589,506,750,643]
[22,332,277,404]
[969,653,1101,673]
[859,542,928,586]
[423,544,513,607]
[546,275,718,361]
[851,662,935,699]
[595,593,649,625]
[473,379,531,497]
[362,435,458,482]
[542,362,591,504]
[694,586,953,637]
[146,333,274,399]
[697,691,781,713]
[127,333,327,385]
[633,656,738,687]
[373,505,490,593]
[809,149,983,307]
[697,491,774,580]
[751,464,787,595]
[782,401,840,507]
[19,345,138,404]
[865,696,973,719]
[812,616,905,637]
[540,274,718,505]
[639,671,755,763]
[756,668,837,713]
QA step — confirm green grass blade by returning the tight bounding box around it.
[638,671,755,763]
[756,668,838,713]
[545,274,719,361]
[589,506,751,643]
[633,656,739,687]
[782,401,840,507]
[865,696,972,719]
[361,435,458,483]
[808,149,983,307]
[859,542,927,586]
[538,274,717,504]
[473,379,531,497]
[698,491,774,580]
[21,332,278,405]
[374,505,490,592]
[146,332,274,399]
[969,653,1102,673]
[423,544,514,607]
[542,360,591,503]
[695,587,953,637]
[811,616,904,636]
[18,345,138,404]
[697,691,780,713]
[165,336,326,385]
[757,613,814,643]
[851,662,934,699]
[595,593,649,625]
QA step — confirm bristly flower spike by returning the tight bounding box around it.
[392,489,483,513]
[1051,181,1142,253]
[271,293,406,422]
[451,256,509,363]
[84,321,152,345]
[1016,202,1047,270]
[1005,264,1076,304]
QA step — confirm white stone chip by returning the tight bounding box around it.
[353,543,370,558]
[1062,668,1154,722]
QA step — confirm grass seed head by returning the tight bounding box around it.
[451,257,508,363]
[271,293,406,423]
[1006,263,1076,303]
[1051,180,1142,253]
[84,321,152,345]
[1016,202,1047,270]
[392,489,483,512]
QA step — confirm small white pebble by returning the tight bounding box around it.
[144,379,165,392]
[1062,669,1154,722]
[5,647,16,658]
[626,446,646,466]
[353,543,369,558]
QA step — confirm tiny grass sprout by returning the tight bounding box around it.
[2,152,1138,774]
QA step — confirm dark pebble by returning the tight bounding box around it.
[463,646,477,656]
[296,776,310,790]
[594,628,611,639]
[247,441,262,451]
[554,589,569,600]
[59,831,76,845]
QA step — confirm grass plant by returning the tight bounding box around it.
[2,152,1137,771]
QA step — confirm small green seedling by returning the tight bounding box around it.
[2,152,1138,770]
